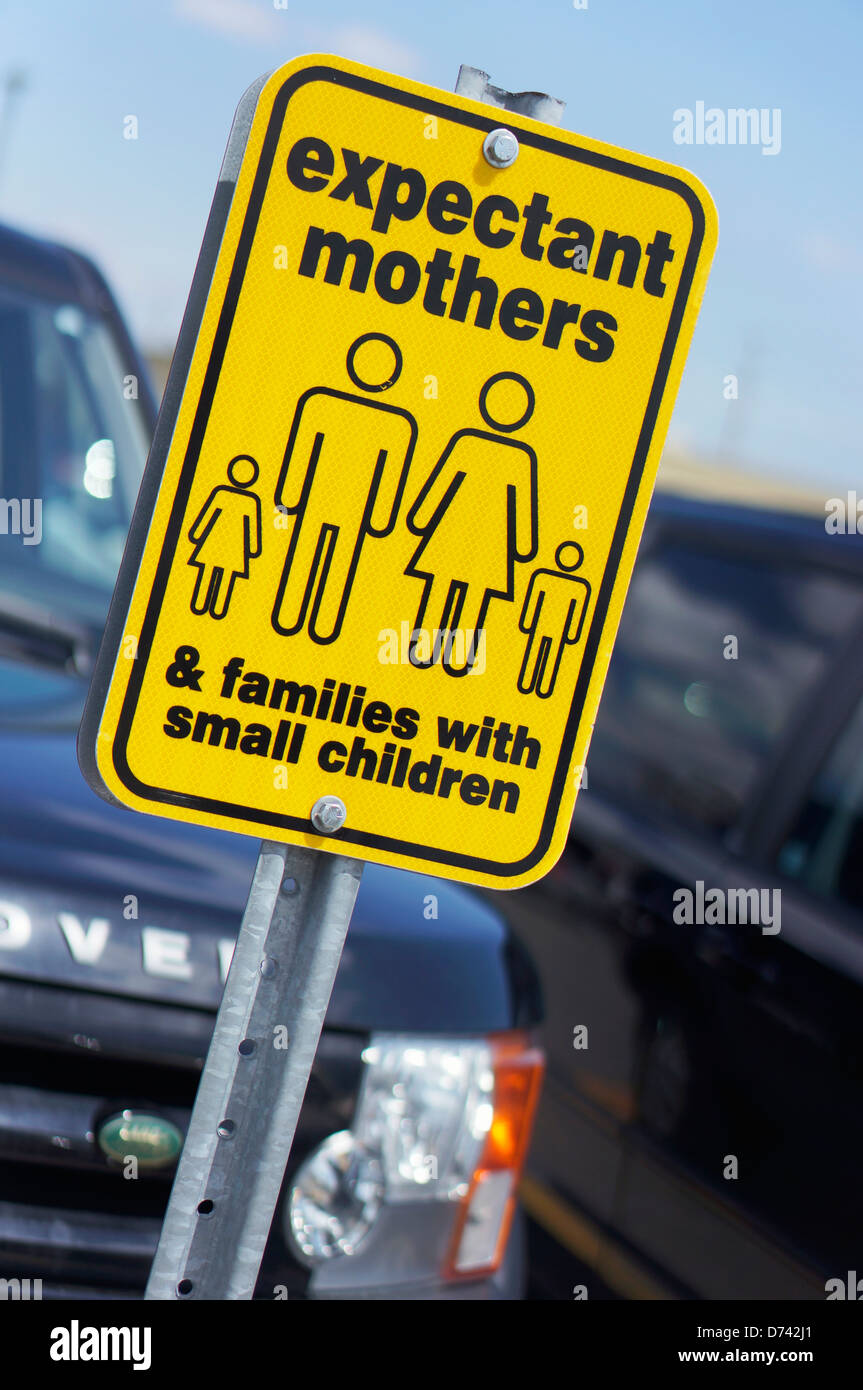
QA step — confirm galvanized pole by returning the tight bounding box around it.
[454,65,565,126]
[145,840,362,1299]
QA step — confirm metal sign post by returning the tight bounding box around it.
[145,842,362,1299]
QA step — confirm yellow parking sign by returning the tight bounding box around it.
[80,54,717,889]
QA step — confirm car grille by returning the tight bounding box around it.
[0,977,364,1298]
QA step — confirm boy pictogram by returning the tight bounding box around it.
[187,454,262,619]
[517,541,591,698]
[271,333,417,645]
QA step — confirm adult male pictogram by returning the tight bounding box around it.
[187,454,262,619]
[405,371,538,677]
[517,541,591,698]
[271,332,417,645]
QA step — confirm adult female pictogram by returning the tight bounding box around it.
[187,455,262,619]
[405,371,539,676]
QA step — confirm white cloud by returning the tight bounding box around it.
[174,5,422,74]
[806,233,861,276]
[175,0,285,45]
[326,24,421,77]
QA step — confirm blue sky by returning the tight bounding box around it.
[0,0,859,488]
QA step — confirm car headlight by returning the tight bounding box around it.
[285,1031,544,1290]
[287,1131,384,1262]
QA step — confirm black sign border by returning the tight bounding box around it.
[79,59,708,881]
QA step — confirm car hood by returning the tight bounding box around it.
[0,717,534,1033]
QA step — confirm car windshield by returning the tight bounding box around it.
[0,283,149,629]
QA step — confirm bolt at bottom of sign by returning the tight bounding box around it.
[310,796,347,834]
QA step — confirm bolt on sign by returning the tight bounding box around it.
[80,54,717,890]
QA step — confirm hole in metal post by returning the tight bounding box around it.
[177,1279,194,1297]
[197,1199,214,1216]
[238,1038,256,1057]
[280,877,299,896]
[217,1119,235,1138]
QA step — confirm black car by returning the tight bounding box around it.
[0,219,544,1300]
[510,493,863,1299]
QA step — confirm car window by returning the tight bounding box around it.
[586,539,863,833]
[777,692,863,912]
[0,285,149,603]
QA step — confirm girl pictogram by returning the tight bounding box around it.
[187,455,262,619]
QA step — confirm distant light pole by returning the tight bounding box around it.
[0,68,29,197]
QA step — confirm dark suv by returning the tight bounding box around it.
[0,220,543,1300]
[510,493,863,1299]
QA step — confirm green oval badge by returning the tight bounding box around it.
[97,1111,183,1170]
